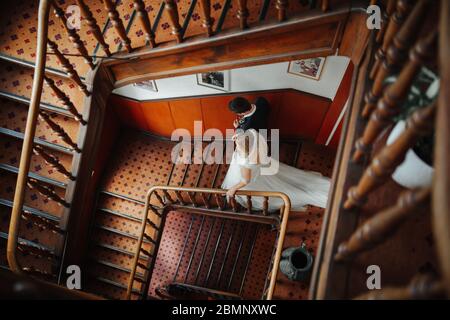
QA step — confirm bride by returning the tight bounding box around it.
[221,129,331,212]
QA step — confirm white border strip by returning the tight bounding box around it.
[325,98,349,146]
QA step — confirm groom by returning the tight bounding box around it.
[228,96,270,132]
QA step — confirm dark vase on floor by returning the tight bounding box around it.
[279,243,313,281]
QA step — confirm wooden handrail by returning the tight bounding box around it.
[433,0,450,297]
[126,185,291,300]
[7,0,52,275]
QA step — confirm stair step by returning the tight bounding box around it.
[0,127,75,155]
[91,258,145,280]
[0,170,66,218]
[0,90,75,118]
[0,198,60,224]
[95,210,143,239]
[88,260,144,292]
[98,193,146,221]
[0,97,80,149]
[0,135,73,185]
[0,60,85,114]
[94,242,151,263]
[0,205,63,252]
[0,242,56,279]
[92,226,153,254]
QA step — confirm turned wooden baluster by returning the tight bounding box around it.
[39,111,81,152]
[375,0,396,44]
[22,211,63,234]
[76,0,111,56]
[276,0,288,22]
[47,40,90,96]
[346,102,436,209]
[321,0,329,12]
[27,178,69,207]
[262,196,269,215]
[352,30,437,163]
[153,191,164,206]
[148,205,162,217]
[365,0,428,117]
[336,187,430,261]
[237,0,249,30]
[143,233,157,245]
[43,76,86,125]
[246,196,252,214]
[370,0,413,79]
[164,0,183,43]
[162,190,174,203]
[230,196,238,212]
[215,193,224,210]
[133,0,156,48]
[174,190,185,205]
[355,273,445,300]
[140,247,152,257]
[146,218,159,230]
[187,192,197,207]
[200,193,210,209]
[33,145,75,180]
[103,0,132,52]
[52,2,95,69]
[198,0,213,36]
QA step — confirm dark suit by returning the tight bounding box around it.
[237,97,270,131]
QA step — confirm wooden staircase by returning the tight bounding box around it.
[0,0,339,285]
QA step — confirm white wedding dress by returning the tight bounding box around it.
[221,132,331,212]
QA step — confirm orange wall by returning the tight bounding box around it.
[110,90,332,141]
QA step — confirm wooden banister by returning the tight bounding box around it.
[7,0,52,275]
[432,0,450,297]
[346,101,436,209]
[365,0,427,118]
[353,29,437,163]
[126,186,291,300]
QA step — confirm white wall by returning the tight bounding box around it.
[113,56,350,101]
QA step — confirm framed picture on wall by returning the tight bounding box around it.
[133,80,158,92]
[196,71,230,92]
[287,57,326,80]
